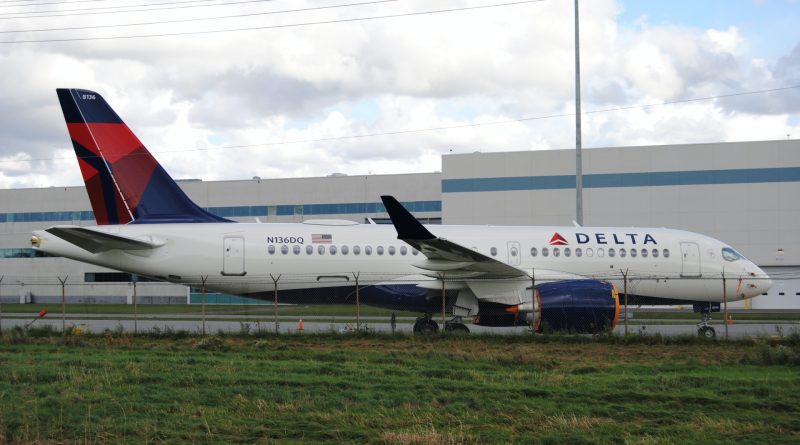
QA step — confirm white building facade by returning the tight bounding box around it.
[1,140,798,308]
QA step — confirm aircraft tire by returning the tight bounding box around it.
[698,326,716,339]
[413,319,439,334]
[445,323,470,334]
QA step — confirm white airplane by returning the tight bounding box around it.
[31,89,772,337]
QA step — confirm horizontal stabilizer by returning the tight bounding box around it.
[46,226,161,253]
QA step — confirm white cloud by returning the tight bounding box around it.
[0,0,797,189]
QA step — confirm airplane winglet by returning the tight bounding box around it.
[380,196,435,240]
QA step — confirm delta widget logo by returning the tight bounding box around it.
[549,232,568,245]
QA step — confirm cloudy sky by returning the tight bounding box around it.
[0,0,798,188]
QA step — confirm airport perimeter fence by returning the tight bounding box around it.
[0,272,794,339]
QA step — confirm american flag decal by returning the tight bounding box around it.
[312,234,332,244]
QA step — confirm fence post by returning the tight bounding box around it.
[622,269,629,335]
[270,274,281,333]
[530,268,536,332]
[440,273,446,333]
[58,276,68,334]
[722,268,728,340]
[353,272,360,332]
[0,275,4,337]
[200,275,208,336]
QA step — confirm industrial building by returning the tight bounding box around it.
[1,139,798,308]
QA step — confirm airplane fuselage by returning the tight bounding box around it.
[33,221,771,308]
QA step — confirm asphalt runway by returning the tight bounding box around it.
[2,315,798,338]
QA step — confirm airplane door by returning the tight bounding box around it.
[680,242,701,277]
[222,236,246,276]
[507,241,521,266]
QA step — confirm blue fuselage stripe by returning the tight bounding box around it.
[441,167,800,193]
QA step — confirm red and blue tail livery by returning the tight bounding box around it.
[56,88,230,225]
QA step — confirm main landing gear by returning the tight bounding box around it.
[412,314,470,334]
[694,303,720,339]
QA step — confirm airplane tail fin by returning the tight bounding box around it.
[56,88,231,224]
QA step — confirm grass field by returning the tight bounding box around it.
[0,329,799,444]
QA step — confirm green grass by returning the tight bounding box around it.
[0,329,799,444]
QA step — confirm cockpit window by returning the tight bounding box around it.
[721,247,744,262]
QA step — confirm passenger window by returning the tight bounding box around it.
[341,245,349,255]
[293,245,300,255]
[353,245,361,255]
[663,249,670,258]
[490,247,497,256]
[412,249,419,256]
[388,246,396,255]
[318,245,325,255]
[575,248,582,257]
[377,246,384,255]
[652,248,658,258]
[268,245,275,255]
[619,248,626,258]
[641,248,648,258]
[553,247,560,257]
[511,247,518,257]
[281,245,288,255]
[608,248,615,258]
[365,246,372,255]
[630,248,637,258]
[330,245,337,255]
[306,245,313,255]
[597,248,605,258]
[531,247,538,257]
[564,247,571,257]
[542,247,549,257]
[586,248,594,257]
[400,246,407,255]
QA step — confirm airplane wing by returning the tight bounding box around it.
[381,195,528,279]
[45,226,162,253]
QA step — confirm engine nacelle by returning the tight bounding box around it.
[473,280,619,334]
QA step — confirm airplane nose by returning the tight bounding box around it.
[748,266,772,296]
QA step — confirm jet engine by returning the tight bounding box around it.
[473,280,619,334]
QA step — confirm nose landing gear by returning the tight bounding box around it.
[694,303,720,338]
